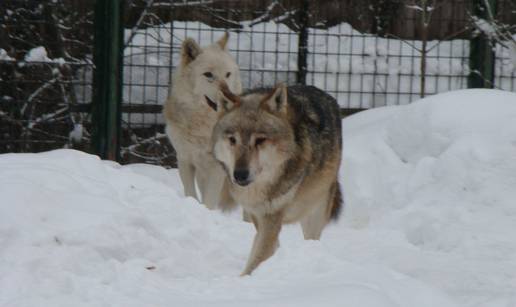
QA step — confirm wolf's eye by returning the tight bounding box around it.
[226,72,231,78]
[203,72,214,79]
[255,137,266,146]
[228,136,236,145]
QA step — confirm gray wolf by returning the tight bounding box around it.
[211,83,342,275]
[163,33,242,209]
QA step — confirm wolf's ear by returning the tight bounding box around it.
[216,32,229,50]
[216,81,241,114]
[262,83,287,115]
[181,38,202,66]
[216,92,235,114]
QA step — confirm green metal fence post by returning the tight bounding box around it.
[468,0,497,88]
[296,0,309,85]
[92,0,124,161]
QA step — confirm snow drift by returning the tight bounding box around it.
[1,89,516,306]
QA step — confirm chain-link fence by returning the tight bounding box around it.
[1,0,515,165]
[0,0,94,153]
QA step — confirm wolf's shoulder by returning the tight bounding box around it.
[243,85,338,112]
[285,85,340,131]
[286,85,337,107]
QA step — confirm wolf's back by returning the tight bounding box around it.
[286,85,343,220]
[243,85,341,144]
[286,85,342,157]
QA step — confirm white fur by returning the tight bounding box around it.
[163,35,242,209]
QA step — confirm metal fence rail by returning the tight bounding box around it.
[1,0,515,165]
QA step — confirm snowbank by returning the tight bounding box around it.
[1,89,516,306]
[0,150,454,307]
[341,89,516,306]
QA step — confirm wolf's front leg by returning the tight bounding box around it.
[198,164,226,210]
[178,160,198,201]
[218,178,237,211]
[241,211,283,276]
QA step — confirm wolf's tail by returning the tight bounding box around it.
[330,181,343,220]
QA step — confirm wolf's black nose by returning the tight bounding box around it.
[233,169,250,186]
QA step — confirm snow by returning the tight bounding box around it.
[0,48,14,61]
[24,46,52,62]
[472,17,497,38]
[23,46,65,65]
[510,42,516,68]
[1,89,516,306]
[340,89,516,306]
[68,124,83,143]
[0,150,454,307]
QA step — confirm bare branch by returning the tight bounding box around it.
[427,27,471,52]
[386,34,422,52]
[21,77,59,115]
[125,0,156,47]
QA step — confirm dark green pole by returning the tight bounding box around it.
[92,0,124,161]
[296,0,309,85]
[468,0,497,88]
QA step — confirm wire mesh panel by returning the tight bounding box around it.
[306,2,472,108]
[121,13,175,164]
[100,0,516,164]
[2,0,516,163]
[494,0,516,92]
[121,2,301,164]
[0,0,94,154]
[496,43,516,92]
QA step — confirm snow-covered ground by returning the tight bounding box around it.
[1,89,516,306]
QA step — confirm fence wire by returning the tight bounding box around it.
[1,0,515,165]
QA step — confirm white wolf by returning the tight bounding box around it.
[163,33,242,209]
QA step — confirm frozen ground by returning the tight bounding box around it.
[1,89,516,306]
